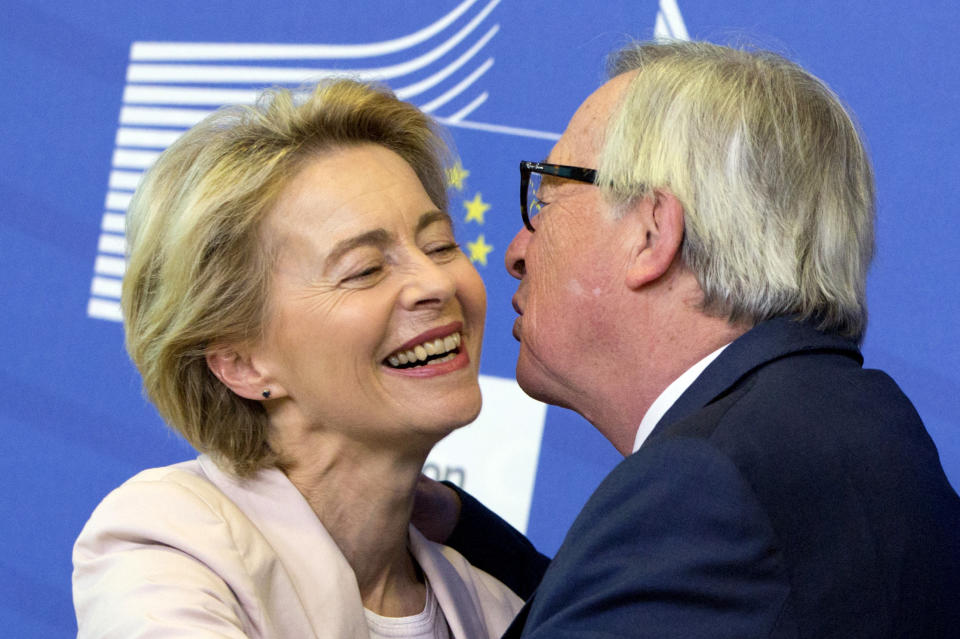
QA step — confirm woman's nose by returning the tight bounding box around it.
[399,254,457,310]
[504,226,531,279]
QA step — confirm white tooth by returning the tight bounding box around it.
[443,335,456,352]
[405,349,418,362]
[397,352,409,364]
[454,332,461,346]
[424,340,437,355]
[388,355,400,367]
[432,338,444,353]
[414,345,428,361]
[427,353,455,366]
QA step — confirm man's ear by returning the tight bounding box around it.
[625,189,685,290]
[206,345,283,401]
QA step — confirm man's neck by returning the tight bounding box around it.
[582,305,750,456]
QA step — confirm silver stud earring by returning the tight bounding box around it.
[261,389,271,399]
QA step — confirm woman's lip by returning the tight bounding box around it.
[393,321,463,353]
[382,348,470,378]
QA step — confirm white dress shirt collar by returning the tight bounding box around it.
[632,343,730,453]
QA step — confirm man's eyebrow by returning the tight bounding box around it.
[416,209,453,233]
[325,228,392,269]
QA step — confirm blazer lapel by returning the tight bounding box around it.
[198,456,370,638]
[500,596,533,639]
[409,527,523,638]
[410,526,489,638]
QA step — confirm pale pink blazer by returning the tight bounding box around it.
[72,455,523,638]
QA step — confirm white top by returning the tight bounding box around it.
[73,455,523,638]
[632,344,730,453]
[365,580,451,639]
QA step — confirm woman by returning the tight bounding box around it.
[72,79,524,638]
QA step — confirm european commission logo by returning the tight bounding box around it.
[88,0,551,323]
[86,0,686,323]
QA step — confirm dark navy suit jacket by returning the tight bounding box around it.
[450,317,960,638]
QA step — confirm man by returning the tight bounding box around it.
[420,41,960,637]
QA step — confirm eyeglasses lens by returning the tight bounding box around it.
[526,170,543,224]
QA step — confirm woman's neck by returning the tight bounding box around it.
[279,430,432,616]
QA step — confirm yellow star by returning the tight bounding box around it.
[463,192,490,224]
[467,234,494,266]
[446,161,470,191]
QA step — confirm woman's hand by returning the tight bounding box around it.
[410,475,462,543]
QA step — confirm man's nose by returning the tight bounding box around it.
[504,227,531,279]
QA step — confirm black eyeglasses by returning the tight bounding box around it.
[519,161,599,232]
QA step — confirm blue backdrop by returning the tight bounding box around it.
[3,1,959,636]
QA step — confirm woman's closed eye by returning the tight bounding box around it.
[425,242,461,261]
[342,263,383,284]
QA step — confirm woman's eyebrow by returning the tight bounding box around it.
[416,210,453,233]
[323,210,452,269]
[324,228,392,269]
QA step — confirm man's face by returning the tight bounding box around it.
[504,73,638,413]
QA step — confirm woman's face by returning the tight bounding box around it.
[254,144,486,452]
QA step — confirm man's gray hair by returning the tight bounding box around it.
[600,41,874,340]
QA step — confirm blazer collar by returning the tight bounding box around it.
[198,455,370,637]
[198,456,503,639]
[650,316,862,440]
[409,527,494,638]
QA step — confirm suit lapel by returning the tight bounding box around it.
[651,317,861,440]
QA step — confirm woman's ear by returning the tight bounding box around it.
[206,345,283,401]
[625,189,685,290]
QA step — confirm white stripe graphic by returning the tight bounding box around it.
[109,170,143,191]
[127,5,499,85]
[94,255,126,277]
[130,0,487,61]
[116,127,183,148]
[91,276,123,299]
[655,0,689,40]
[112,149,160,170]
[420,58,493,113]
[446,91,488,122]
[104,191,133,211]
[119,106,214,127]
[87,298,123,321]
[97,233,126,255]
[394,26,498,99]
[124,85,259,106]
[101,213,125,233]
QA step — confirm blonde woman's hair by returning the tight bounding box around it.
[600,41,874,340]
[122,79,450,475]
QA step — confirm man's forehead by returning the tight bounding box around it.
[549,71,636,166]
